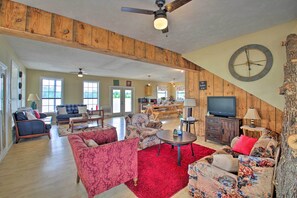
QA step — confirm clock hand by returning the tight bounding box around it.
[244,49,251,76]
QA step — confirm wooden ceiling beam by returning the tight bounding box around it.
[0,0,201,72]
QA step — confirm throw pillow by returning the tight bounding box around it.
[33,110,41,119]
[78,106,87,114]
[16,112,28,121]
[26,111,37,120]
[58,107,67,115]
[212,154,239,172]
[232,135,258,155]
[84,139,98,147]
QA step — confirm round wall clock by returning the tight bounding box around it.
[228,44,273,82]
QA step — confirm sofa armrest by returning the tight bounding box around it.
[78,137,139,196]
[188,160,238,197]
[237,155,275,197]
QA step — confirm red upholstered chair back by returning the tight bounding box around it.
[68,129,139,198]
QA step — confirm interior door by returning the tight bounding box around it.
[111,87,134,116]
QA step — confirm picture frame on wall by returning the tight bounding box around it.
[126,81,132,87]
[113,80,119,86]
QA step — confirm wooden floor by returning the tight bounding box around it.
[0,117,222,198]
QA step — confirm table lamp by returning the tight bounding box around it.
[184,98,196,118]
[27,93,40,109]
[244,108,261,128]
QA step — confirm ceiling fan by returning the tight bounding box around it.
[121,0,192,33]
[70,68,87,77]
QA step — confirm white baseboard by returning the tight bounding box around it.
[0,141,13,162]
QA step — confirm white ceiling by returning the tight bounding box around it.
[6,0,297,82]
[4,35,184,82]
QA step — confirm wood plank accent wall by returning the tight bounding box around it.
[0,0,200,72]
[186,70,283,135]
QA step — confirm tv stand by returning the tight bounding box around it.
[205,116,242,145]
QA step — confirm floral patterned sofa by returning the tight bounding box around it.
[188,130,280,198]
[125,113,163,149]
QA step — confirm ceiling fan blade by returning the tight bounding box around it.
[165,0,192,13]
[162,27,169,33]
[121,7,154,15]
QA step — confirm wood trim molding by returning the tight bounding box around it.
[0,0,201,72]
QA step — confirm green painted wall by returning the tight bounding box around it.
[184,20,297,110]
[26,69,184,114]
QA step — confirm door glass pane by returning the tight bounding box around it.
[112,89,121,113]
[125,90,132,112]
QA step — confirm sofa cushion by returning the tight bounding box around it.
[232,135,258,155]
[33,110,41,119]
[16,112,28,121]
[26,111,37,120]
[212,154,238,172]
[56,114,81,121]
[78,106,87,114]
[57,107,67,115]
[84,139,99,147]
[250,132,278,158]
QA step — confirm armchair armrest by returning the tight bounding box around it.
[145,121,162,129]
[125,125,140,139]
[237,155,275,197]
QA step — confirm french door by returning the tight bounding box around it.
[111,87,134,116]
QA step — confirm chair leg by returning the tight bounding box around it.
[133,178,138,186]
[76,173,80,183]
[48,132,51,139]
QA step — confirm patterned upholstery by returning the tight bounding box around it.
[68,129,139,198]
[188,130,280,198]
[125,113,163,149]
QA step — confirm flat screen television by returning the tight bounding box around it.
[207,96,236,117]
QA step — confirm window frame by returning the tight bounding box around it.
[40,77,64,113]
[83,81,100,110]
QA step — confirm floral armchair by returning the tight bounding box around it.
[188,130,280,198]
[125,113,163,149]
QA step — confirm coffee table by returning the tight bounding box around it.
[69,115,103,132]
[156,130,197,166]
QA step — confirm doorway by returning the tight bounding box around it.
[0,61,8,161]
[111,87,134,116]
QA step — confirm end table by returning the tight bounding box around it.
[240,125,266,139]
[180,118,198,133]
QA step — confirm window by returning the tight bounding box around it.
[176,85,185,101]
[176,90,185,101]
[41,78,62,112]
[83,81,99,110]
[157,86,168,99]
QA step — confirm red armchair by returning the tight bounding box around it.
[68,129,139,198]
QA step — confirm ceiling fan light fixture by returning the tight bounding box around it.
[154,12,168,30]
[78,72,83,78]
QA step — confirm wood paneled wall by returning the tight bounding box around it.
[186,70,283,135]
[0,0,200,72]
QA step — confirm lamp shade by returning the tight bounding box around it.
[184,98,196,107]
[244,108,261,120]
[27,94,40,101]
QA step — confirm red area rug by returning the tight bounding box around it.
[125,143,215,198]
